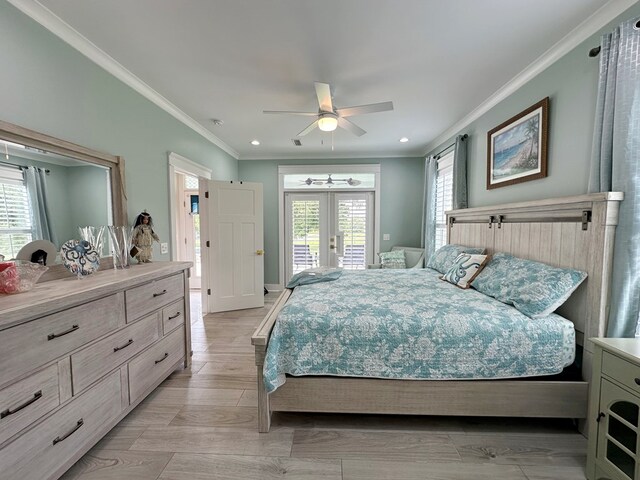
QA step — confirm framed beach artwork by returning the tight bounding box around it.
[487,97,549,190]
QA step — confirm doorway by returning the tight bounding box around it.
[175,174,202,289]
[284,191,374,281]
[168,152,212,296]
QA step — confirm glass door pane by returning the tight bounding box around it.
[285,193,327,281]
[332,192,373,270]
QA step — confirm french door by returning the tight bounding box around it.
[284,191,374,281]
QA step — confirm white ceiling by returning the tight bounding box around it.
[33,0,611,159]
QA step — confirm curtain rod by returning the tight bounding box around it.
[432,134,468,159]
[0,160,50,173]
[589,19,640,57]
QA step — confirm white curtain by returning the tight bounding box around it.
[24,166,57,246]
[452,134,468,210]
[587,16,640,337]
[421,156,438,260]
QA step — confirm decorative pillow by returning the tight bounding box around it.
[378,249,406,269]
[471,252,587,318]
[286,267,343,288]
[426,244,485,274]
[441,253,490,289]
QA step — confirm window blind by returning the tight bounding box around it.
[435,153,454,251]
[291,199,320,274]
[0,167,33,258]
[338,198,368,270]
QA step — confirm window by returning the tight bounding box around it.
[434,152,454,251]
[0,166,32,258]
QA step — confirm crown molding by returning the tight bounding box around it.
[7,0,240,159]
[423,0,638,155]
[239,151,421,161]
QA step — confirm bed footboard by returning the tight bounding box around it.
[252,289,292,432]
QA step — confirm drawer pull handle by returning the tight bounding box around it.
[47,324,79,341]
[168,312,181,320]
[153,290,167,298]
[1,390,43,419]
[155,353,169,364]
[53,418,84,445]
[114,339,134,352]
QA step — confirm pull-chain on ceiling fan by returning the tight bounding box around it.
[264,82,393,137]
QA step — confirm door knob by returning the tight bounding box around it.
[256,249,264,255]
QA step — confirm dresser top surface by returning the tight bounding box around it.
[590,337,640,364]
[0,262,191,330]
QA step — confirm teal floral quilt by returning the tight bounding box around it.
[263,269,575,393]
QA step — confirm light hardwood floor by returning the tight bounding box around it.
[60,292,587,480]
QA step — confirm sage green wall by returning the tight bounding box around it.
[238,157,424,285]
[427,2,640,208]
[0,1,238,260]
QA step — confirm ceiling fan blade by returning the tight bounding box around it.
[297,120,318,137]
[263,110,318,116]
[336,101,394,117]
[314,82,334,113]
[337,117,366,137]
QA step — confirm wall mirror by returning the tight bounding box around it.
[0,119,127,264]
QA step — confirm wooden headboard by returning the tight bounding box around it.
[447,192,623,353]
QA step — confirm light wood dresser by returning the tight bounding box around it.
[587,338,640,480]
[0,262,191,480]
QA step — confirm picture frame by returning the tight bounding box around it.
[487,97,549,190]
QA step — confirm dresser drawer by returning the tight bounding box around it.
[162,299,185,335]
[71,313,161,393]
[0,293,125,387]
[0,364,60,446]
[125,273,184,322]
[602,351,640,395]
[0,370,121,480]
[128,327,185,403]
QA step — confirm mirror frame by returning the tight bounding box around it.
[0,119,127,227]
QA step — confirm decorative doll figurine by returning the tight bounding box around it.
[132,211,160,263]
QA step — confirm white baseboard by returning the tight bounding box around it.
[265,284,283,292]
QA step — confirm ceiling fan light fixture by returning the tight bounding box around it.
[318,114,338,132]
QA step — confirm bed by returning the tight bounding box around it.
[252,192,623,432]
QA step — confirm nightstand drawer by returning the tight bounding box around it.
[128,327,185,404]
[0,370,121,480]
[71,312,161,393]
[0,293,125,387]
[162,299,185,335]
[0,364,60,446]
[125,273,184,322]
[602,351,640,395]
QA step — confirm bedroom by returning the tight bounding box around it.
[0,1,639,479]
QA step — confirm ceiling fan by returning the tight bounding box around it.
[263,82,393,137]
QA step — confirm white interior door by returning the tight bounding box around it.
[284,191,373,282]
[201,180,264,313]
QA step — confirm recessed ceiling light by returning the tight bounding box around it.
[399,137,409,143]
[211,119,224,126]
[250,140,260,146]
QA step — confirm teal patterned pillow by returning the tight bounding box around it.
[441,253,489,289]
[378,250,406,269]
[427,244,484,274]
[471,252,587,318]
